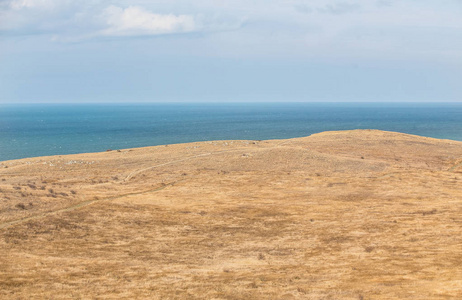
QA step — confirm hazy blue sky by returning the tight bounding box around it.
[1,0,461,103]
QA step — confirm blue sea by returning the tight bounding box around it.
[1,103,461,161]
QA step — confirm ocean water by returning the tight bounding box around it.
[1,102,461,161]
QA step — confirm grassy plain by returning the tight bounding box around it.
[1,130,462,299]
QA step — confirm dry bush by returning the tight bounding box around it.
[15,203,26,210]
[27,184,37,190]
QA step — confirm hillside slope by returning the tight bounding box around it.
[1,130,462,299]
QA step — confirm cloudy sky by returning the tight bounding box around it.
[1,0,461,103]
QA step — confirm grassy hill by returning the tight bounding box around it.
[1,130,462,299]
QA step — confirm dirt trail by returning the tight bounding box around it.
[124,140,294,181]
[448,160,462,172]
[124,152,214,181]
[1,141,294,230]
[0,181,178,230]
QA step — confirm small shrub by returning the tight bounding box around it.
[48,188,54,194]
[422,209,437,216]
[13,186,21,190]
[364,246,374,253]
[15,203,26,210]
[70,190,77,195]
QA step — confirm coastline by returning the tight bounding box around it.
[2,129,462,163]
[2,103,462,162]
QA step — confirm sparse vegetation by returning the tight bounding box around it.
[422,209,437,216]
[1,130,462,299]
[364,246,375,253]
[15,203,26,210]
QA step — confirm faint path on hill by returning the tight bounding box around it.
[448,160,462,172]
[124,140,294,182]
[1,140,295,230]
[0,182,178,230]
[124,152,214,182]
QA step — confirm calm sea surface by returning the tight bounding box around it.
[1,103,461,161]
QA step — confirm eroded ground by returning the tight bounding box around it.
[1,130,462,299]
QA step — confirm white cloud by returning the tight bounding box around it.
[10,0,45,9]
[99,6,196,36]
[1,1,239,39]
[1,0,462,63]
[318,2,361,14]
[9,0,65,10]
[295,2,362,15]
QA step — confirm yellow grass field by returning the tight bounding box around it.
[1,130,462,299]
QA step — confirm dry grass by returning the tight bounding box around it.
[1,130,462,299]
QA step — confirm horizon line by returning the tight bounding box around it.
[1,101,462,105]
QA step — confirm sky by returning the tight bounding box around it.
[0,0,461,103]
